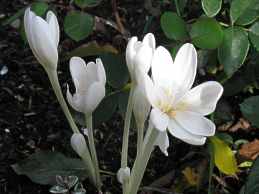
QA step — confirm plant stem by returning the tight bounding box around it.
[46,70,79,133]
[85,115,102,190]
[81,150,98,186]
[121,86,134,167]
[137,122,144,159]
[121,86,134,193]
[128,125,159,194]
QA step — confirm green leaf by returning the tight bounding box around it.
[240,96,259,127]
[11,151,87,185]
[202,0,222,17]
[100,54,129,89]
[209,136,239,175]
[218,27,250,77]
[244,157,259,194]
[93,91,119,126]
[160,11,188,41]
[31,2,49,16]
[190,17,223,49]
[64,11,94,42]
[249,22,259,52]
[1,2,48,26]
[230,0,259,25]
[75,0,100,8]
[65,41,118,60]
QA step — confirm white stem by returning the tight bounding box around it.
[46,70,79,133]
[46,70,97,186]
[86,115,102,190]
[136,122,144,159]
[128,125,159,194]
[121,86,135,193]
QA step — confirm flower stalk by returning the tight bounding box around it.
[46,70,79,133]
[85,114,102,190]
[128,125,159,194]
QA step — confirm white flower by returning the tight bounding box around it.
[67,57,106,115]
[71,133,87,157]
[126,33,156,127]
[24,8,59,70]
[141,43,223,150]
[117,167,131,184]
[126,33,155,83]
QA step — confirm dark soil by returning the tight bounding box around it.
[0,0,248,194]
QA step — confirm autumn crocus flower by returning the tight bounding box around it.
[126,33,155,83]
[142,43,223,151]
[67,57,106,115]
[24,8,59,70]
[126,33,156,128]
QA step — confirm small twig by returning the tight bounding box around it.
[140,170,176,194]
[111,0,126,35]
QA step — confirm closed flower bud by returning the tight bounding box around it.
[24,8,59,70]
[70,133,87,157]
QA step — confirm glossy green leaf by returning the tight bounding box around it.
[209,136,239,175]
[230,0,259,25]
[202,0,222,17]
[160,11,188,40]
[65,41,118,60]
[75,0,100,8]
[11,151,87,185]
[31,2,49,16]
[100,54,129,89]
[190,17,223,49]
[93,92,119,126]
[218,27,250,77]
[240,96,259,127]
[64,11,94,42]
[244,157,259,194]
[249,22,259,52]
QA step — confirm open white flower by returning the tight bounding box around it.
[67,57,106,115]
[24,8,59,70]
[141,43,223,152]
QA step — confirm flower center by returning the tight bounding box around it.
[157,99,187,119]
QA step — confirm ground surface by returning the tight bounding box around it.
[0,0,256,194]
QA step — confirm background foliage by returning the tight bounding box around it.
[1,0,259,194]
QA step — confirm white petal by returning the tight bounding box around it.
[174,111,215,136]
[96,58,106,84]
[133,85,150,128]
[155,130,169,156]
[150,108,169,131]
[71,133,87,157]
[69,57,88,92]
[172,43,197,94]
[126,37,138,77]
[151,46,175,91]
[179,81,223,115]
[168,119,207,145]
[31,15,58,69]
[133,44,153,75]
[66,84,84,113]
[142,33,156,51]
[84,82,105,115]
[46,11,60,47]
[141,73,165,109]
[117,167,131,184]
[24,9,44,66]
